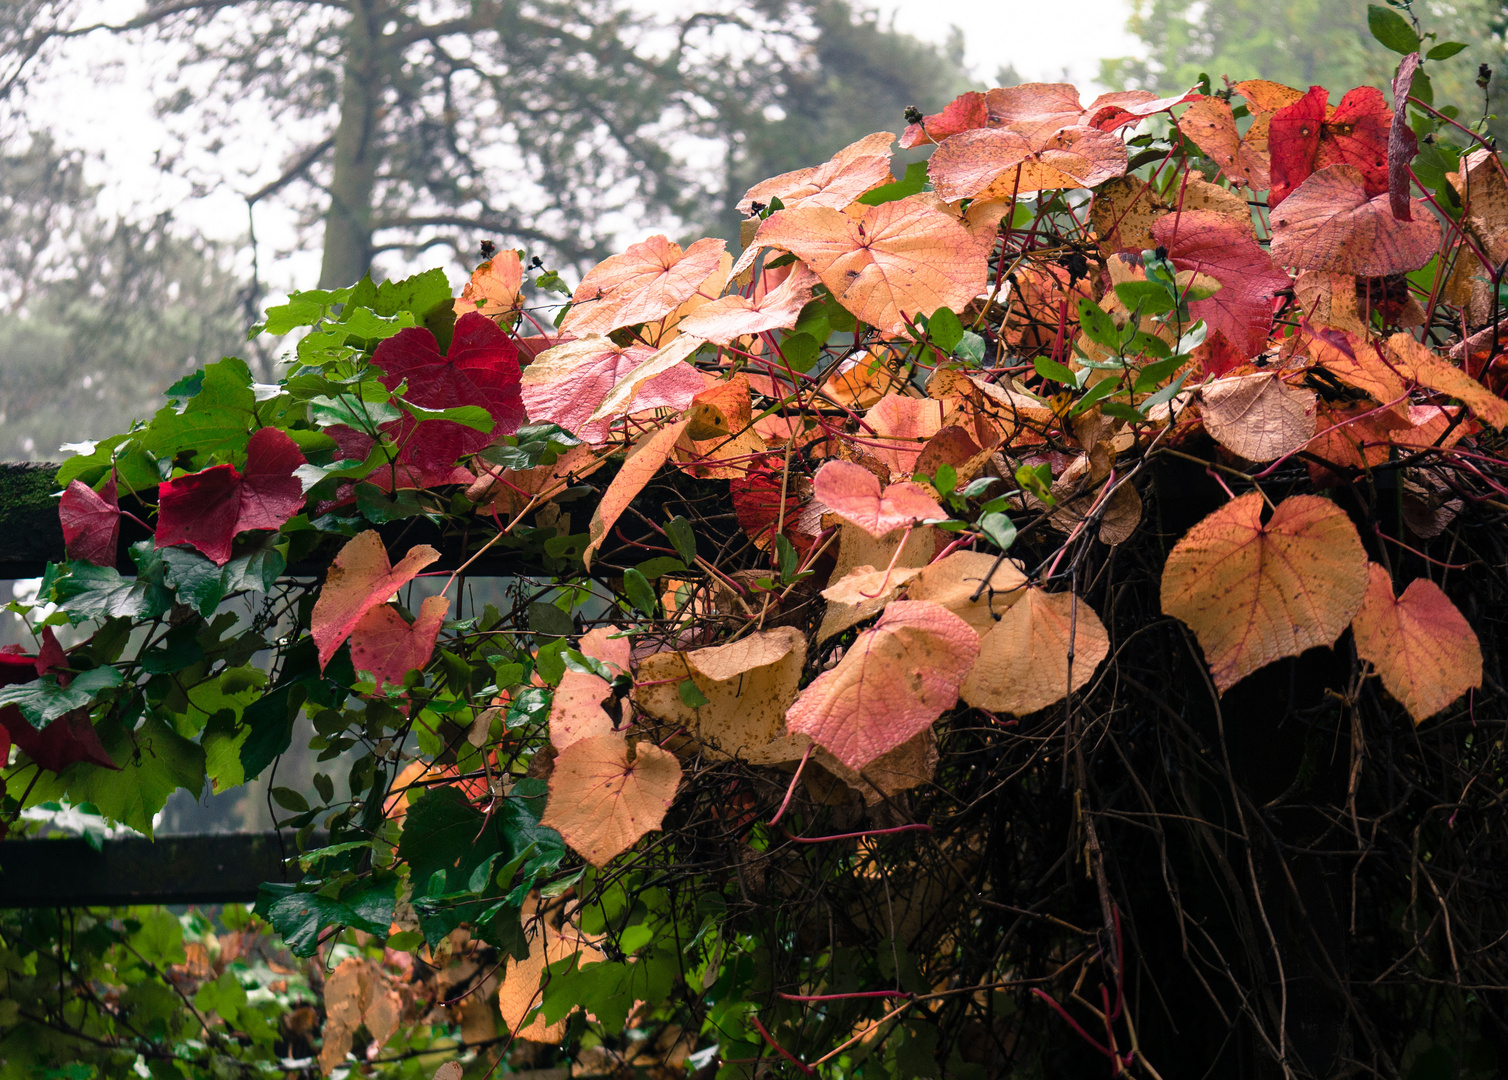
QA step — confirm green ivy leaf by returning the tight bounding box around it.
[679,679,710,708]
[623,568,658,617]
[665,516,698,565]
[855,159,929,205]
[978,512,1017,552]
[1076,298,1120,350]
[1367,4,1421,54]
[0,666,122,728]
[927,307,964,354]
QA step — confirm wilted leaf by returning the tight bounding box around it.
[817,564,923,642]
[905,549,1028,635]
[539,734,682,866]
[1269,164,1439,276]
[786,600,978,770]
[674,264,819,344]
[812,729,938,804]
[929,125,1128,201]
[310,531,441,668]
[960,588,1110,715]
[59,476,119,567]
[349,594,450,690]
[1352,564,1480,723]
[560,235,726,336]
[738,131,896,213]
[156,427,307,566]
[1160,493,1369,691]
[747,196,987,335]
[521,335,704,444]
[812,459,944,538]
[634,627,808,763]
[1200,372,1317,462]
[584,418,691,569]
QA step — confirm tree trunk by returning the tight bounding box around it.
[318,0,383,289]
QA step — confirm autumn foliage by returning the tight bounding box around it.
[9,38,1508,1080]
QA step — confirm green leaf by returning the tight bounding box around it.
[400,402,495,433]
[978,512,1017,551]
[1034,356,1079,386]
[564,650,613,681]
[159,546,226,617]
[665,516,698,565]
[505,687,551,729]
[955,330,987,364]
[1426,40,1467,60]
[0,666,123,729]
[623,568,658,617]
[1015,463,1055,506]
[1099,401,1145,422]
[398,787,487,893]
[355,483,429,523]
[66,716,206,837]
[1114,280,1176,316]
[1142,370,1193,411]
[679,679,710,708]
[270,787,310,813]
[1131,354,1186,393]
[779,332,821,372]
[1368,5,1420,54]
[927,307,964,354]
[1076,298,1120,349]
[634,556,686,580]
[855,160,929,205]
[775,533,800,581]
[259,293,329,336]
[528,600,574,638]
[1069,375,1125,416]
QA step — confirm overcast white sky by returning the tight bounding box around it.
[21,0,1137,295]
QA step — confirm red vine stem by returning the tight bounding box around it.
[767,742,813,827]
[782,823,932,843]
[748,1014,814,1075]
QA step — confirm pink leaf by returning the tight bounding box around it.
[349,594,450,690]
[812,460,944,539]
[310,531,441,669]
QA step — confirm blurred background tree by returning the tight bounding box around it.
[0,0,971,457]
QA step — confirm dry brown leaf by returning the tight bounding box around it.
[432,1064,464,1080]
[817,564,924,642]
[1160,493,1368,691]
[812,729,939,805]
[540,735,682,866]
[633,627,809,764]
[960,588,1110,716]
[455,251,523,324]
[905,549,1028,635]
[1352,563,1481,724]
[1294,271,1369,336]
[320,958,374,1074]
[1200,372,1317,462]
[830,522,938,583]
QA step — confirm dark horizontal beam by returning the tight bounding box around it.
[0,832,300,908]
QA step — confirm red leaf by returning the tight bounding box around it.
[374,311,524,473]
[1269,85,1400,208]
[59,476,119,566]
[155,427,307,565]
[732,462,802,551]
[350,594,450,690]
[0,649,115,772]
[1151,210,1291,372]
[310,531,441,669]
[36,627,67,681]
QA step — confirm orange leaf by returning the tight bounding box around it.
[560,235,726,336]
[1269,164,1440,276]
[585,333,705,426]
[455,251,523,324]
[899,91,990,148]
[1160,493,1368,691]
[738,131,896,213]
[928,125,1128,202]
[539,734,682,866]
[1382,331,1508,430]
[786,600,978,770]
[746,196,986,335]
[310,531,440,669]
[812,459,944,538]
[960,588,1110,715]
[674,264,819,344]
[1351,563,1481,723]
[1297,325,1407,407]
[584,418,691,569]
[498,925,604,1042]
[350,594,450,690]
[862,394,948,476]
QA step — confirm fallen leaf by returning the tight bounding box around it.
[520,335,704,444]
[830,521,938,586]
[320,957,373,1074]
[786,600,978,770]
[929,125,1128,201]
[738,131,896,213]
[1160,493,1368,691]
[960,588,1110,715]
[155,427,307,566]
[634,627,808,764]
[746,196,987,335]
[59,475,119,567]
[812,460,944,538]
[455,250,523,324]
[674,264,819,344]
[310,531,441,668]
[905,549,1028,635]
[584,418,691,569]
[1352,564,1480,723]
[1200,372,1317,462]
[1382,331,1508,429]
[1269,164,1440,276]
[539,734,682,866]
[349,594,450,690]
[560,236,726,336]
